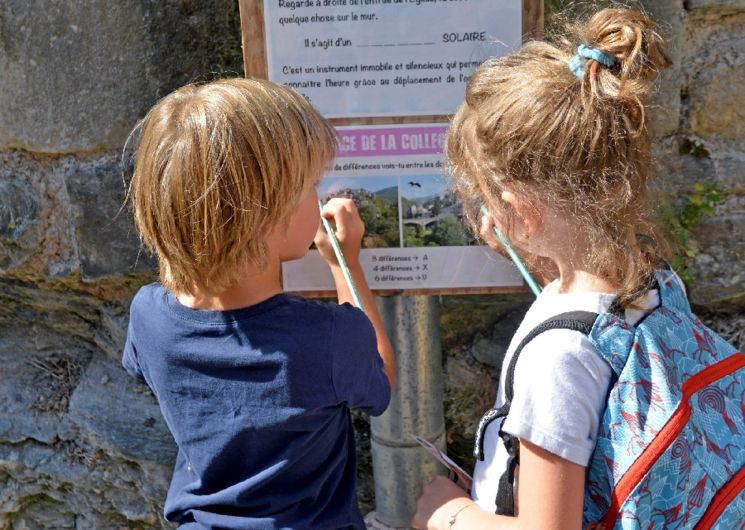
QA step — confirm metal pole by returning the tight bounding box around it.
[370,295,446,527]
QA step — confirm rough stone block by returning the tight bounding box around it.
[0,438,171,529]
[0,2,150,153]
[0,332,88,445]
[651,139,745,197]
[651,140,713,199]
[685,0,745,9]
[0,0,242,154]
[682,9,745,141]
[63,153,157,279]
[0,175,40,272]
[0,150,158,280]
[0,151,79,278]
[642,0,684,137]
[94,305,130,363]
[67,358,175,466]
[711,151,745,194]
[0,279,107,350]
[688,214,745,306]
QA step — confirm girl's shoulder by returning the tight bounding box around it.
[520,286,617,329]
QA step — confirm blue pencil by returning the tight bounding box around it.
[318,201,366,312]
[480,205,542,297]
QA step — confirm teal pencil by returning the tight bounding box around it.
[318,201,366,312]
[480,205,542,297]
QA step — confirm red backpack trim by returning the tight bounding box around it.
[596,352,745,529]
[694,465,745,530]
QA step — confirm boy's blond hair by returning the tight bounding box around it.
[129,78,336,296]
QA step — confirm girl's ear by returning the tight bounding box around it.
[501,191,542,237]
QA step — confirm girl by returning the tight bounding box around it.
[412,7,672,530]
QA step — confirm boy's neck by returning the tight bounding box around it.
[176,258,284,311]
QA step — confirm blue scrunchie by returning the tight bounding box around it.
[568,44,617,79]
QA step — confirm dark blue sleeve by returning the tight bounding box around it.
[122,300,144,380]
[330,303,391,416]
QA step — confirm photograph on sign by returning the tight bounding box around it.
[282,124,524,292]
[401,175,468,248]
[319,175,401,248]
[264,0,522,117]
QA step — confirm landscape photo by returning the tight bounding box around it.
[319,176,401,248]
[400,175,470,248]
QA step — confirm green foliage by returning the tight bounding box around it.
[659,181,725,285]
[357,195,400,248]
[431,197,443,216]
[429,216,468,246]
[403,225,426,247]
[402,215,468,248]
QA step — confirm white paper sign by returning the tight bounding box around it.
[281,124,524,292]
[264,0,522,117]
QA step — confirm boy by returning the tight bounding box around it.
[123,78,395,529]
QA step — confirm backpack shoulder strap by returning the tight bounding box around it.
[503,311,599,402]
[473,310,599,516]
[654,268,692,313]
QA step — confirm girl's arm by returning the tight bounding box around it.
[412,439,585,529]
[315,198,396,390]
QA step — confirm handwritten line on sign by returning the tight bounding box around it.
[357,42,436,47]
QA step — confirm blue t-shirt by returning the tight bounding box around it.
[122,284,390,529]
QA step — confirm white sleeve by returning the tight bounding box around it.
[501,329,612,466]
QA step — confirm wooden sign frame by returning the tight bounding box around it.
[237,0,544,296]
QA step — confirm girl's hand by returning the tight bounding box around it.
[479,210,510,257]
[315,198,364,267]
[481,210,559,288]
[411,475,471,530]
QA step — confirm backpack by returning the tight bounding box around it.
[473,268,745,529]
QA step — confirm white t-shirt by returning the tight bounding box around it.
[471,285,659,513]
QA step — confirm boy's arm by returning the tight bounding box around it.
[316,198,396,390]
[329,261,396,390]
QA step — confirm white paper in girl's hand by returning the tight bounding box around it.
[414,435,473,493]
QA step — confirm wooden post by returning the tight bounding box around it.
[238,0,267,78]
[523,0,545,41]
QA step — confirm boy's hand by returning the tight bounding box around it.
[315,198,364,267]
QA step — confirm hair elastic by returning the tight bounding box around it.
[568,44,617,79]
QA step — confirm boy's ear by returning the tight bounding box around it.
[500,191,541,237]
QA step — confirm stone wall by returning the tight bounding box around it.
[0,1,243,527]
[1,1,743,528]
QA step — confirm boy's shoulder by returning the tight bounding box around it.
[130,281,165,308]
[283,296,373,331]
[281,297,376,353]
[132,281,165,301]
[129,282,168,317]
[128,285,370,332]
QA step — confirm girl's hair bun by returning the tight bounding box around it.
[571,8,671,105]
